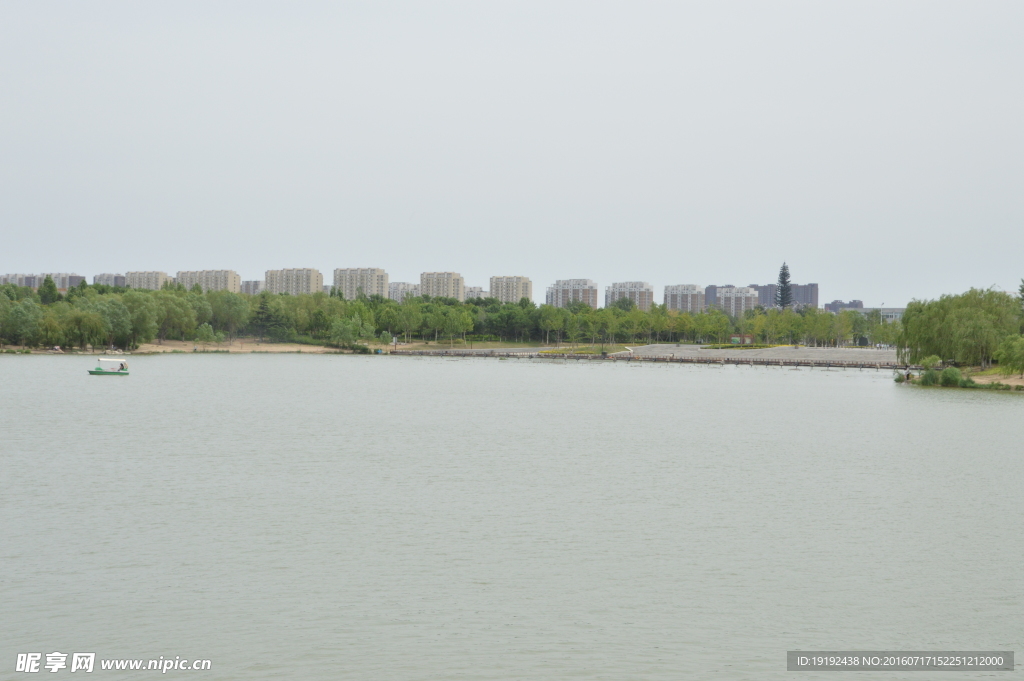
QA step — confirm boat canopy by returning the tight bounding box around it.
[98,358,128,370]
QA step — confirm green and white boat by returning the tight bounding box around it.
[88,358,129,376]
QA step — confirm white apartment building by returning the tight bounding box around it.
[464,287,488,299]
[2,273,85,289]
[47,273,85,289]
[265,268,323,295]
[716,286,760,317]
[388,282,419,303]
[546,279,599,308]
[664,284,705,313]
[126,271,170,290]
[93,273,126,287]
[420,272,465,301]
[605,282,654,311]
[489,276,532,304]
[333,268,388,300]
[240,280,264,295]
[175,270,241,293]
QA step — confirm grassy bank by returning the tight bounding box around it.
[899,365,1024,391]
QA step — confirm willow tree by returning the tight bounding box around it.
[898,288,1021,367]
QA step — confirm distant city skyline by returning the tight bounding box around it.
[2,266,863,309]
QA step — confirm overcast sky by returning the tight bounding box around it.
[2,2,1021,306]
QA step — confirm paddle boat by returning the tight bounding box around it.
[88,358,129,376]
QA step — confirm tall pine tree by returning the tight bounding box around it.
[776,263,793,308]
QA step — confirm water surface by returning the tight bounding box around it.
[2,355,1021,679]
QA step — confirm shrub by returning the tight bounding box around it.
[940,367,962,387]
[920,369,939,386]
[958,377,977,388]
[893,373,905,383]
[920,355,942,370]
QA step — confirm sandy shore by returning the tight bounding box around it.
[970,372,1024,387]
[133,339,341,354]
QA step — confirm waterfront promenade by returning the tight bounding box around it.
[393,343,904,369]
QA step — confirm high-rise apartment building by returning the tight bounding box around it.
[664,284,705,313]
[2,273,84,289]
[605,282,654,311]
[546,279,598,308]
[489,276,532,304]
[748,284,777,308]
[0,272,90,289]
[792,283,819,309]
[241,281,264,295]
[175,270,241,293]
[388,282,419,303]
[420,272,465,301]
[716,286,759,317]
[749,282,818,308]
[265,268,323,295]
[464,287,488,299]
[126,271,170,290]
[704,284,736,309]
[333,268,388,300]
[93,273,126,287]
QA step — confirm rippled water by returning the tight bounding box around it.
[2,355,1021,680]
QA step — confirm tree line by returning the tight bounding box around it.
[2,276,907,351]
[897,285,1024,374]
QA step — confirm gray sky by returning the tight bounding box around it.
[2,1,1022,306]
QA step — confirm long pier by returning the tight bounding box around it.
[390,349,914,370]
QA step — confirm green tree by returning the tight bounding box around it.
[538,305,563,345]
[376,306,399,335]
[995,335,1024,378]
[37,308,65,348]
[94,298,133,348]
[154,291,197,342]
[898,288,1020,367]
[593,309,618,348]
[649,305,670,342]
[122,291,159,347]
[611,297,635,312]
[396,303,422,343]
[329,318,358,346]
[66,308,107,349]
[776,262,792,308]
[209,291,250,341]
[4,299,43,346]
[194,322,216,348]
[1019,279,1024,332]
[251,294,272,341]
[38,276,62,304]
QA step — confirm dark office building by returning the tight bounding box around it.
[792,283,819,309]
[824,299,863,313]
[748,284,777,307]
[747,282,819,309]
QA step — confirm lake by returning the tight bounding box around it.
[2,354,1021,679]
